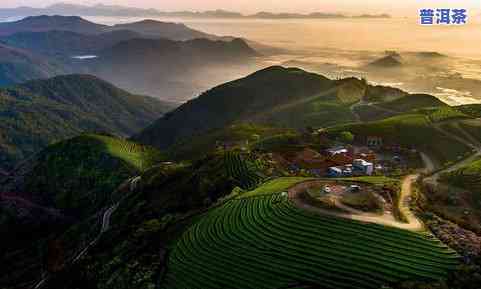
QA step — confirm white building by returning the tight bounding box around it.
[353,159,374,176]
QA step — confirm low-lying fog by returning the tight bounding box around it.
[88,16,481,105]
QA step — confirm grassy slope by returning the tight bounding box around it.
[354,94,448,122]
[169,124,292,160]
[41,154,243,289]
[0,74,173,170]
[0,43,62,86]
[1,134,164,288]
[134,66,337,149]
[329,112,472,166]
[24,134,164,218]
[441,157,481,193]
[161,178,458,289]
[378,94,447,113]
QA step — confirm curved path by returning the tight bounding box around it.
[30,177,139,289]
[31,203,119,289]
[425,120,481,185]
[288,176,424,231]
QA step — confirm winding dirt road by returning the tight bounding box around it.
[289,176,424,231]
[290,119,481,232]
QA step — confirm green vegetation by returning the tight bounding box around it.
[440,157,481,193]
[169,124,292,160]
[134,66,354,149]
[224,151,264,190]
[251,132,303,152]
[162,185,458,289]
[24,134,164,217]
[338,131,354,143]
[140,154,237,212]
[329,113,471,166]
[0,74,172,170]
[378,94,446,113]
[457,104,481,118]
[0,43,61,86]
[421,107,469,123]
[456,119,481,143]
[240,177,311,198]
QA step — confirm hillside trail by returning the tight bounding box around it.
[30,177,139,289]
[288,175,424,231]
[348,99,366,122]
[426,120,481,185]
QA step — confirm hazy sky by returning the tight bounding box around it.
[1,0,481,15]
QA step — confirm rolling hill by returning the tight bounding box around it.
[0,133,164,289]
[134,66,336,149]
[0,15,106,36]
[161,178,458,289]
[0,15,215,41]
[20,134,164,217]
[0,74,173,171]
[0,16,262,101]
[134,66,448,151]
[0,30,143,57]
[107,20,214,41]
[0,43,63,85]
[440,157,481,194]
[328,107,474,167]
[367,54,403,68]
[86,37,258,100]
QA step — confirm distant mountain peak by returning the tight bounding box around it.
[368,54,403,68]
[0,14,106,36]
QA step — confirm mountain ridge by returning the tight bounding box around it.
[0,3,390,19]
[133,66,445,151]
[0,74,174,171]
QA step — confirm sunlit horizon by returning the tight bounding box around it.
[1,0,481,16]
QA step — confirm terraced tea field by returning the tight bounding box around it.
[224,151,264,189]
[161,179,459,289]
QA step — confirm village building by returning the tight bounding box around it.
[353,159,374,176]
[327,165,353,177]
[326,147,349,157]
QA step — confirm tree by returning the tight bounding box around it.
[338,131,354,143]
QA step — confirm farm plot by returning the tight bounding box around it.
[161,181,459,289]
[224,151,264,189]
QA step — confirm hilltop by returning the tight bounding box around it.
[0,15,106,36]
[134,66,444,150]
[0,15,215,41]
[328,106,475,167]
[0,74,173,171]
[87,37,258,100]
[107,20,214,41]
[0,16,261,101]
[367,54,403,68]
[20,134,164,217]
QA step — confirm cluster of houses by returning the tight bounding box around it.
[325,146,376,177]
[280,144,380,177]
[327,158,374,177]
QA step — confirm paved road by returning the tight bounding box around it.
[31,203,119,289]
[289,176,424,231]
